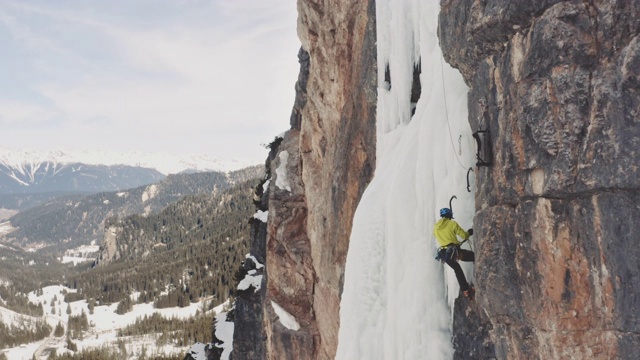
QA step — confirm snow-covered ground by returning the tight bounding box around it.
[59,242,101,265]
[0,222,15,236]
[336,1,474,359]
[0,209,17,222]
[3,285,228,360]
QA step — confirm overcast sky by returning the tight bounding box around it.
[0,0,300,163]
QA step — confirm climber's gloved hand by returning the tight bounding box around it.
[467,228,473,236]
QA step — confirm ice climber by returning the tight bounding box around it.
[433,207,475,299]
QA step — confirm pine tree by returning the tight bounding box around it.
[54,321,65,337]
[66,336,77,352]
[88,298,95,314]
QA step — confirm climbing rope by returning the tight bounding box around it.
[439,53,468,172]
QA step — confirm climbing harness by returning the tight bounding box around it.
[435,244,459,263]
[434,236,474,263]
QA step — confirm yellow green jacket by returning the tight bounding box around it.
[433,218,470,247]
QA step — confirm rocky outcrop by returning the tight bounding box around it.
[285,1,377,358]
[229,143,274,360]
[230,1,377,359]
[440,1,640,358]
[263,1,377,358]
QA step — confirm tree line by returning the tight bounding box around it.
[0,318,51,349]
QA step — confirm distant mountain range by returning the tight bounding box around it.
[0,161,165,195]
[1,166,263,254]
[0,147,263,211]
[0,147,261,175]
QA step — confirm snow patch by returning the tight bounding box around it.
[60,243,100,265]
[0,221,15,236]
[238,273,263,293]
[275,151,291,191]
[246,254,264,269]
[214,311,234,360]
[186,342,207,360]
[141,184,158,202]
[237,254,264,293]
[253,210,268,222]
[270,301,300,331]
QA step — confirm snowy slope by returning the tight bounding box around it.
[3,285,229,359]
[0,147,259,175]
[336,2,475,359]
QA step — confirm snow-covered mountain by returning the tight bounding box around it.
[0,147,261,176]
[0,161,165,195]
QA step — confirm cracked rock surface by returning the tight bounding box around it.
[440,1,640,358]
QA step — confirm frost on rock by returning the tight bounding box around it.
[270,301,300,331]
[253,210,269,223]
[275,151,291,191]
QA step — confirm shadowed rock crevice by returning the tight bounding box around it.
[410,59,421,115]
[290,48,311,131]
[384,63,391,90]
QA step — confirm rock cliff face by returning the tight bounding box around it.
[232,1,377,359]
[440,1,640,358]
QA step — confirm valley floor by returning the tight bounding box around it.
[2,285,229,360]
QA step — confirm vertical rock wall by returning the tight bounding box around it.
[440,1,640,358]
[293,1,377,358]
[240,1,378,359]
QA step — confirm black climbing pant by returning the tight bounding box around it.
[445,248,474,292]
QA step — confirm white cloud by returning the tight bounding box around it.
[0,0,300,161]
[0,99,58,125]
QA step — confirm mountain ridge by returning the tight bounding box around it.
[0,161,165,195]
[1,166,263,254]
[0,146,261,175]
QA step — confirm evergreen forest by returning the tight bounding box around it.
[65,178,258,310]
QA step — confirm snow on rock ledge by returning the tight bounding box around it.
[214,311,234,360]
[246,254,264,269]
[275,151,291,191]
[186,343,207,360]
[270,301,300,331]
[253,210,269,223]
[238,271,263,293]
[237,254,264,293]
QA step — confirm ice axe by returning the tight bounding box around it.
[449,195,456,217]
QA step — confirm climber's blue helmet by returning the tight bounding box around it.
[440,208,453,219]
